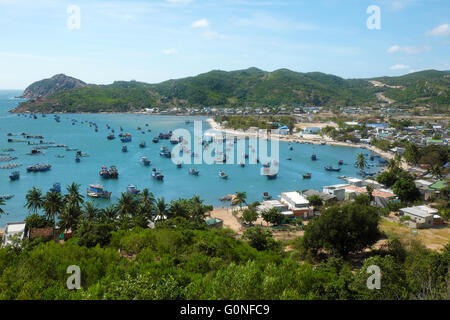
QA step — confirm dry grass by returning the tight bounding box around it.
[380,217,450,251]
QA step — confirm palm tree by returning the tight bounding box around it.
[169,200,187,219]
[138,188,155,216]
[233,191,247,210]
[430,165,443,180]
[0,198,6,216]
[57,201,82,233]
[355,152,368,173]
[82,201,100,221]
[155,197,168,221]
[42,191,64,241]
[100,205,118,223]
[25,187,43,214]
[116,192,138,217]
[387,159,398,172]
[65,182,84,207]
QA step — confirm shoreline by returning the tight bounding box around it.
[206,118,402,166]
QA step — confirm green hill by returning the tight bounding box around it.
[12,68,449,113]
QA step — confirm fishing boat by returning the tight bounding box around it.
[50,183,61,193]
[9,171,20,181]
[152,137,159,143]
[262,192,272,200]
[122,146,128,152]
[160,147,171,158]
[27,164,51,172]
[120,133,132,143]
[55,154,65,158]
[151,168,164,181]
[303,173,312,179]
[324,166,341,172]
[170,136,180,145]
[139,141,146,148]
[289,146,293,151]
[311,154,317,161]
[126,184,140,195]
[262,168,278,179]
[75,155,81,162]
[188,168,199,176]
[338,160,344,165]
[140,156,151,166]
[100,166,110,179]
[107,134,115,140]
[176,161,182,168]
[87,184,111,199]
[29,148,43,155]
[108,166,119,179]
[218,171,228,179]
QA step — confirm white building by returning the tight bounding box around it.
[399,205,437,229]
[2,222,27,248]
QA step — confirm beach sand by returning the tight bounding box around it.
[206,117,408,168]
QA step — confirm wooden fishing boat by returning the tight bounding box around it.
[188,168,199,176]
[87,184,111,199]
[303,173,312,179]
[218,171,228,179]
[151,169,164,181]
[324,166,341,172]
[9,171,20,181]
[126,184,140,195]
[262,192,272,200]
[140,156,151,166]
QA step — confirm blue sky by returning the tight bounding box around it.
[0,0,449,89]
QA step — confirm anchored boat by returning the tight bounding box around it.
[27,164,51,172]
[303,173,312,179]
[9,171,20,181]
[140,156,151,166]
[188,168,199,176]
[126,184,140,195]
[218,171,228,179]
[50,183,61,193]
[139,141,146,148]
[324,166,341,172]
[262,192,272,200]
[151,168,164,181]
[87,184,111,199]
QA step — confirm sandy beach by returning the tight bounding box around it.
[206,117,406,167]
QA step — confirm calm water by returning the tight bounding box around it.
[0,90,383,225]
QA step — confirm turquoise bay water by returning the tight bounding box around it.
[0,90,383,225]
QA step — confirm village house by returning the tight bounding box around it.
[280,192,312,219]
[399,205,439,229]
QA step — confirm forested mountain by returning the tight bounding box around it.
[11,68,449,113]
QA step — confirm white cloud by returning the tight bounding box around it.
[387,45,431,54]
[161,48,177,55]
[389,64,410,70]
[191,18,209,28]
[233,13,316,31]
[201,31,228,40]
[427,24,450,37]
[165,0,192,3]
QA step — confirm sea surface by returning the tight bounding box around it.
[0,90,384,225]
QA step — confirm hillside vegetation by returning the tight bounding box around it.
[12,68,450,113]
